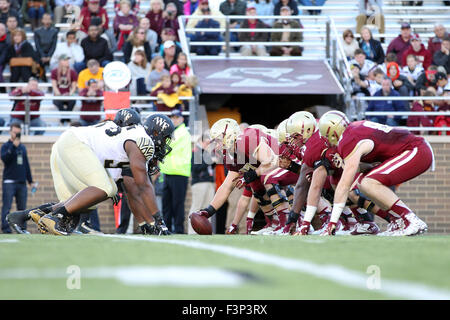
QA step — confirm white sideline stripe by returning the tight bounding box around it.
[102,234,450,300]
[0,239,19,243]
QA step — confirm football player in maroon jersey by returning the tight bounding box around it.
[318,110,434,236]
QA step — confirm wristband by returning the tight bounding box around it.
[204,205,217,217]
[304,205,317,223]
[330,203,346,224]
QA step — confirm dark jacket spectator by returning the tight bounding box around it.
[433,36,450,73]
[386,62,415,96]
[7,28,37,82]
[358,26,385,65]
[163,0,183,16]
[427,24,448,58]
[239,6,269,56]
[80,25,113,65]
[21,0,51,28]
[270,8,303,57]
[401,34,432,70]
[366,78,407,126]
[219,0,247,24]
[145,0,164,36]
[0,22,8,81]
[192,13,222,56]
[274,0,298,16]
[122,28,152,64]
[387,23,412,64]
[415,66,438,94]
[79,0,109,34]
[33,13,58,66]
[162,2,180,35]
[0,0,21,26]
[79,78,103,125]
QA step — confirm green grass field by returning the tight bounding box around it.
[0,234,449,300]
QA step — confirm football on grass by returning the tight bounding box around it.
[190,212,212,235]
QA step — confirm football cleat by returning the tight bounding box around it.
[392,213,427,236]
[280,222,296,235]
[246,217,254,234]
[6,211,30,234]
[29,208,50,234]
[378,218,405,236]
[140,222,156,235]
[350,221,380,235]
[293,221,311,236]
[38,213,69,236]
[226,224,238,235]
[74,222,103,235]
[250,216,279,235]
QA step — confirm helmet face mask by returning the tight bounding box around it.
[210,118,240,152]
[143,114,175,162]
[318,111,350,146]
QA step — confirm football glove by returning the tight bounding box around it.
[246,217,254,234]
[233,176,246,189]
[111,193,121,206]
[226,224,238,235]
[243,169,258,184]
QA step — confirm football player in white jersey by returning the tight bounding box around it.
[26,113,174,236]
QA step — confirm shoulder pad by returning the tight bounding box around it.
[136,137,155,161]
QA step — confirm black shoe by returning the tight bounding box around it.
[74,222,103,235]
[6,211,30,234]
[140,222,156,235]
[38,213,69,236]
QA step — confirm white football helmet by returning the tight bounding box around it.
[286,111,317,145]
[210,118,240,150]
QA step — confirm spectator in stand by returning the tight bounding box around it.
[188,130,215,234]
[249,0,274,27]
[78,0,109,35]
[21,0,51,30]
[274,0,298,16]
[350,63,370,97]
[376,51,396,75]
[387,22,412,64]
[170,72,181,90]
[407,90,436,135]
[5,14,18,40]
[54,0,83,24]
[79,78,103,126]
[434,89,450,135]
[9,78,46,135]
[298,0,326,16]
[147,55,169,90]
[127,49,151,96]
[367,68,385,96]
[162,39,178,70]
[386,61,414,96]
[0,0,21,26]
[192,6,222,56]
[356,0,384,35]
[342,29,359,60]
[34,13,58,76]
[401,33,432,70]
[145,0,165,37]
[270,6,303,56]
[183,0,199,16]
[1,123,36,234]
[78,24,112,72]
[0,23,8,83]
[162,2,180,35]
[350,48,376,77]
[170,52,190,80]
[433,36,450,74]
[186,0,225,34]
[220,0,247,43]
[239,4,269,57]
[122,27,153,64]
[113,0,139,50]
[177,74,197,110]
[77,59,104,90]
[359,25,384,64]
[51,54,78,125]
[50,30,85,70]
[435,72,449,96]
[164,0,184,16]
[428,24,448,58]
[139,17,158,55]
[157,28,182,56]
[7,28,37,82]
[150,74,177,111]
[366,77,407,126]
[159,109,192,234]
[114,0,140,16]
[401,54,423,87]
[415,65,438,95]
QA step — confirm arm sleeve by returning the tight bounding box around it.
[1,143,17,165]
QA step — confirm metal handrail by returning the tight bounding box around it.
[356,96,450,101]
[1,95,195,101]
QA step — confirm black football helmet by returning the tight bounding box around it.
[114,108,141,127]
[143,114,175,163]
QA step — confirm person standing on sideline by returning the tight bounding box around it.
[159,109,192,234]
[1,123,36,233]
[188,131,215,234]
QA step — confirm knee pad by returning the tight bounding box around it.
[357,192,375,212]
[253,190,271,207]
[266,184,287,208]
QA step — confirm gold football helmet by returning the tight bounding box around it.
[265,129,278,140]
[286,111,317,145]
[276,119,289,143]
[210,118,241,150]
[318,110,350,146]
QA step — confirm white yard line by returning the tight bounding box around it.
[0,239,19,243]
[102,234,450,300]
